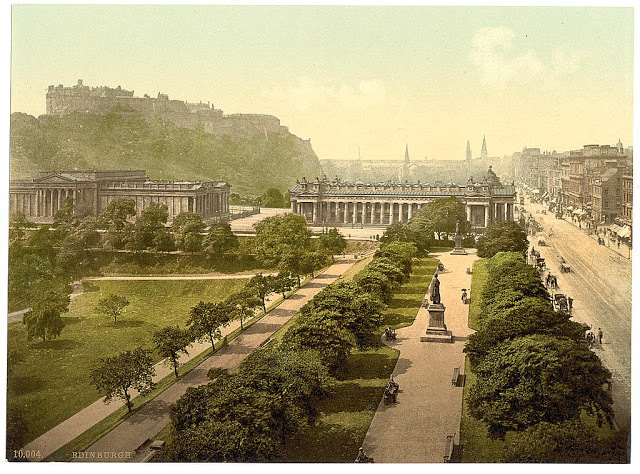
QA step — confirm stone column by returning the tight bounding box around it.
[466,204,472,223]
[408,203,413,221]
[389,203,394,224]
[484,204,490,228]
[370,202,375,225]
[352,202,357,225]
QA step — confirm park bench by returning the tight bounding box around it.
[451,367,461,387]
[443,435,454,463]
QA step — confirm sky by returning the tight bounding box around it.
[10,4,635,161]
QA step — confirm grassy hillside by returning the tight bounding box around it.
[10,111,323,196]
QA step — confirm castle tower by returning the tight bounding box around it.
[481,135,488,160]
[466,140,472,161]
[617,138,624,154]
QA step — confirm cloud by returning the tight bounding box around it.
[469,26,581,86]
[262,78,388,112]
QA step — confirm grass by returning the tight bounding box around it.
[7,278,247,444]
[278,256,438,462]
[467,259,488,330]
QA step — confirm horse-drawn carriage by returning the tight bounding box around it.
[560,261,571,273]
[538,238,546,246]
[536,257,546,271]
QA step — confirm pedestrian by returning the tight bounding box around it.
[597,328,603,344]
[617,240,621,249]
[567,296,573,312]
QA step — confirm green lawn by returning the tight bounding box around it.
[7,278,246,444]
[467,259,488,330]
[279,257,438,462]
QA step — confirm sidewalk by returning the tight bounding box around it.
[362,250,478,463]
[69,257,358,462]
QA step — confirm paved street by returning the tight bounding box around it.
[523,201,632,430]
[362,250,478,462]
[74,257,358,462]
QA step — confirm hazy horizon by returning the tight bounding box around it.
[11,5,634,161]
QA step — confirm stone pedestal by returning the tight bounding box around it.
[421,303,453,343]
[450,234,467,255]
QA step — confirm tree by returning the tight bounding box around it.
[99,199,136,249]
[412,197,469,240]
[23,291,70,343]
[374,241,418,276]
[203,222,239,260]
[127,202,169,251]
[382,221,431,255]
[260,187,287,208]
[467,334,613,439]
[153,326,192,378]
[90,348,156,413]
[171,212,206,252]
[500,420,628,463]
[464,296,585,367]
[299,251,328,279]
[354,269,394,303]
[226,289,262,330]
[253,214,311,267]
[186,301,232,351]
[271,272,296,300]
[246,273,274,314]
[316,228,347,261]
[476,221,529,258]
[94,294,130,323]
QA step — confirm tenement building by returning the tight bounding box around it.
[9,170,230,223]
[289,167,515,231]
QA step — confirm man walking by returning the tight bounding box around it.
[597,328,603,345]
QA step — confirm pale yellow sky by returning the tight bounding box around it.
[11,5,634,161]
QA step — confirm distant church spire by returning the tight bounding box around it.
[481,135,488,160]
[404,143,410,165]
[466,140,472,161]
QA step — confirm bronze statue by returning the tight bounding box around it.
[429,273,441,304]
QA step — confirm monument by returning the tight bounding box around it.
[450,221,468,255]
[421,273,453,343]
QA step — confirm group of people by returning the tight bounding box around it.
[384,327,397,341]
[383,375,400,404]
[585,328,604,349]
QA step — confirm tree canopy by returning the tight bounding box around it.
[476,221,529,258]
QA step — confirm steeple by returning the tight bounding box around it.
[481,135,488,160]
[404,144,410,165]
[466,140,472,161]
[401,144,410,182]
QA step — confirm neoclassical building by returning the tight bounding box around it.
[9,169,230,223]
[289,167,516,231]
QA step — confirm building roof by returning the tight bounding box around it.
[600,168,619,182]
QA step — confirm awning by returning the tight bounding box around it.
[618,226,631,238]
[609,224,622,233]
[532,189,541,194]
[573,208,586,216]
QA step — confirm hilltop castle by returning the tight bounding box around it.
[46,79,294,140]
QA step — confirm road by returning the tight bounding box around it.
[523,201,631,430]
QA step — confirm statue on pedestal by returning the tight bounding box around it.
[429,273,441,305]
[451,220,468,255]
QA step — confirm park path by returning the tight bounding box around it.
[58,257,357,462]
[362,250,478,463]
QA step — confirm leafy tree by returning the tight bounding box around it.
[412,197,469,240]
[299,250,328,278]
[9,211,32,243]
[253,214,311,267]
[94,294,130,323]
[153,326,192,378]
[281,312,355,375]
[374,241,418,276]
[382,221,431,255]
[203,222,239,260]
[476,221,529,258]
[90,348,156,413]
[278,248,306,286]
[23,290,70,343]
[500,420,628,463]
[316,228,347,261]
[354,269,394,303]
[186,301,232,351]
[171,212,206,252]
[260,187,287,208]
[467,334,613,439]
[246,273,274,314]
[366,257,407,286]
[126,202,169,251]
[464,297,585,367]
[226,289,262,330]
[99,199,136,249]
[271,272,297,300]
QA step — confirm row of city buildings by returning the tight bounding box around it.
[511,142,633,238]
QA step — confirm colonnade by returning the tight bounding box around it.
[9,187,79,218]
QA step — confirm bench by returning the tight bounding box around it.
[451,367,460,386]
[443,435,454,462]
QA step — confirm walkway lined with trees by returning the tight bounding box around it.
[362,250,477,462]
